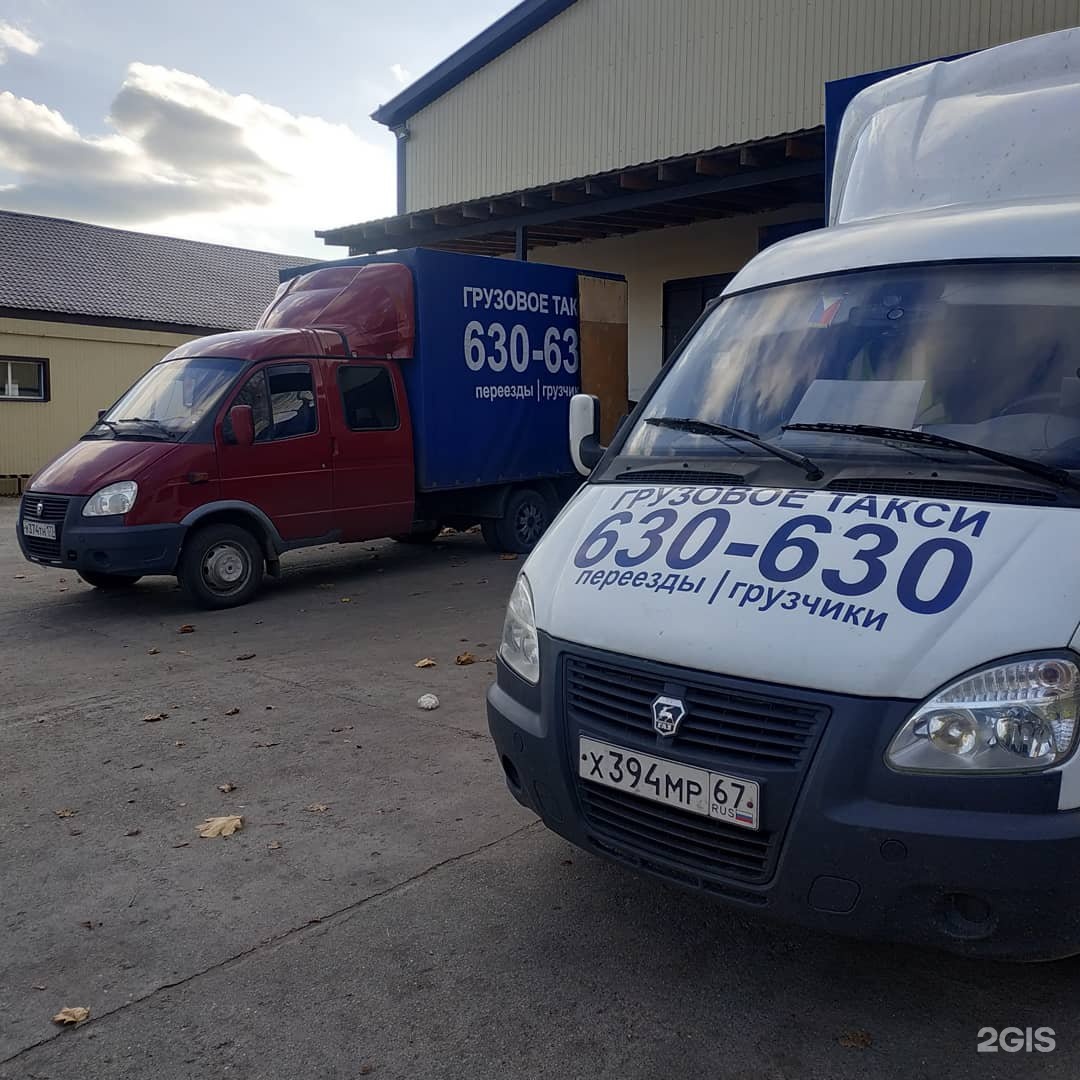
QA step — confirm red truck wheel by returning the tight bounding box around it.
[178,523,264,609]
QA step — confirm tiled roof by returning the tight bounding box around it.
[0,210,312,331]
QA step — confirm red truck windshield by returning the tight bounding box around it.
[88,357,246,441]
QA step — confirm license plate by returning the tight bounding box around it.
[579,736,760,830]
[22,520,56,540]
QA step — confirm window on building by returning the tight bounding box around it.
[227,363,317,441]
[0,357,49,401]
[338,366,398,430]
[662,275,734,362]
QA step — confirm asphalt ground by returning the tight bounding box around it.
[2,498,1079,1080]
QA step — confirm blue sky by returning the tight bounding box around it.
[0,0,518,254]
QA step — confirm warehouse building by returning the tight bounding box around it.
[0,211,306,493]
[320,0,1080,401]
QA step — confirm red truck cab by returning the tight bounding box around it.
[17,254,596,606]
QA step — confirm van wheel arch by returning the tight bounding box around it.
[179,506,279,567]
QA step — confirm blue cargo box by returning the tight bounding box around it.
[284,248,621,493]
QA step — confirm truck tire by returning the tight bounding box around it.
[495,487,551,554]
[79,571,142,590]
[391,526,443,544]
[178,523,264,609]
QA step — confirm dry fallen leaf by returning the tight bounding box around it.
[142,712,168,723]
[414,657,437,669]
[499,552,518,561]
[267,840,282,850]
[224,707,240,716]
[253,741,280,748]
[217,782,237,794]
[235,653,256,661]
[838,1030,873,1049]
[147,647,160,656]
[340,597,352,603]
[54,808,77,819]
[197,815,244,838]
[455,652,476,666]
[52,1006,90,1026]
[125,828,141,837]
[32,984,47,991]
[13,573,27,580]
[304,803,330,813]
[174,740,185,748]
[178,624,195,634]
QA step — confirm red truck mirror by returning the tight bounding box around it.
[228,404,255,446]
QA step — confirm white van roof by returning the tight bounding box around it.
[726,26,1080,297]
[724,197,1080,296]
[830,27,1080,226]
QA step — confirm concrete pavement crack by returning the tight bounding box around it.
[0,818,540,1068]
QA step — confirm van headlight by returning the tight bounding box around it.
[83,481,138,517]
[499,574,539,684]
[887,656,1080,772]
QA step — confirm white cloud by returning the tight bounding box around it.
[390,63,412,86]
[0,63,394,255]
[0,21,41,63]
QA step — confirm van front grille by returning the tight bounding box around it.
[20,493,69,560]
[566,654,824,769]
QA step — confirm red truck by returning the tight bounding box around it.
[17,249,618,607]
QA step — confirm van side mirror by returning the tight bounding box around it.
[227,404,255,447]
[569,393,605,476]
[97,409,107,420]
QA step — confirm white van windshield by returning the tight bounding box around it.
[89,357,246,441]
[626,262,1080,470]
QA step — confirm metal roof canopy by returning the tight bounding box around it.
[317,132,826,257]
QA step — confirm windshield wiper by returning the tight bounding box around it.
[89,418,121,437]
[111,417,177,441]
[783,422,1080,494]
[646,417,823,480]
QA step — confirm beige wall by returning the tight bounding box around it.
[0,317,196,487]
[405,0,1080,212]
[528,205,820,399]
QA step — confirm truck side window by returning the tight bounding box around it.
[227,365,317,442]
[266,364,317,439]
[338,366,398,431]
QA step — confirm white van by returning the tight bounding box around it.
[487,28,1080,959]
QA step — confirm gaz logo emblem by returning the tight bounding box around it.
[652,694,686,737]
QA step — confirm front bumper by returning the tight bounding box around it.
[17,492,185,576]
[487,633,1080,960]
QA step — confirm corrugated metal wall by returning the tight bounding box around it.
[0,318,195,483]
[405,0,1080,211]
